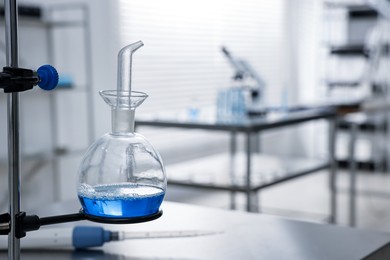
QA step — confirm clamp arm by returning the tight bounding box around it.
[0,65,58,93]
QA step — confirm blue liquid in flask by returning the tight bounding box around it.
[78,183,165,218]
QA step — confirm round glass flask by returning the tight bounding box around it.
[77,91,166,219]
[77,41,166,219]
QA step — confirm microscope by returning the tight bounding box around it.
[221,47,267,116]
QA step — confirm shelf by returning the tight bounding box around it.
[338,120,387,132]
[330,44,368,57]
[348,5,378,18]
[0,5,86,28]
[328,44,390,57]
[324,3,379,18]
[0,5,41,18]
[326,81,361,88]
[337,159,385,171]
[338,112,387,132]
[166,153,329,192]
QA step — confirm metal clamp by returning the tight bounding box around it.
[0,67,39,93]
[0,213,10,235]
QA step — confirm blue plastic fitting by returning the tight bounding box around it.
[72,226,111,249]
[37,64,59,91]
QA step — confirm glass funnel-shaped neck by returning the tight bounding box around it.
[100,90,148,134]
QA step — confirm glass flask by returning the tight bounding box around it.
[77,41,166,219]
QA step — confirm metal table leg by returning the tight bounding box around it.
[387,111,390,173]
[252,133,261,154]
[245,132,253,212]
[348,123,358,227]
[328,118,337,224]
[229,132,237,210]
[251,191,259,213]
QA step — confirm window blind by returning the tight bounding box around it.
[117,0,286,153]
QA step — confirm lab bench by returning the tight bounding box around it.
[8,200,390,259]
[135,108,338,222]
[318,97,390,227]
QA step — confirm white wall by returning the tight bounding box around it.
[281,0,329,159]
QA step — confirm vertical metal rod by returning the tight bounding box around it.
[229,132,237,210]
[328,117,337,224]
[7,94,20,260]
[4,0,21,258]
[387,109,390,173]
[256,133,262,213]
[4,0,18,67]
[348,123,358,227]
[245,132,252,212]
[374,113,383,174]
[252,133,261,153]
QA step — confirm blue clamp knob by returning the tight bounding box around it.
[37,65,59,91]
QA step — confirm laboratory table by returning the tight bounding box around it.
[135,108,338,221]
[5,200,390,259]
[304,97,390,227]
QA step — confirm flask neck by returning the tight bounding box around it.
[111,109,135,134]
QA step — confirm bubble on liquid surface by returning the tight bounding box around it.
[78,183,164,200]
